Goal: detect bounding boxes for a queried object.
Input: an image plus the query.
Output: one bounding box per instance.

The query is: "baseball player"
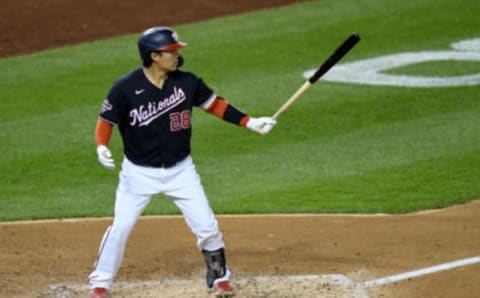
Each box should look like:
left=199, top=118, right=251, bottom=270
left=88, top=26, right=276, bottom=298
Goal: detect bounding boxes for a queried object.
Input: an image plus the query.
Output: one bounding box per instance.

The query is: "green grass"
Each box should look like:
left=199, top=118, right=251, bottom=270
left=1, top=0, right=479, bottom=220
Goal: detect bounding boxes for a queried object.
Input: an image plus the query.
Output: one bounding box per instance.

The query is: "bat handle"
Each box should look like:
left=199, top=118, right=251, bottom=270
left=272, top=81, right=312, bottom=119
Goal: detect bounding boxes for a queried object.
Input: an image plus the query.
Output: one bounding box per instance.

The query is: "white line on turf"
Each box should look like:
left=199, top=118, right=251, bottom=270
left=330, top=275, right=369, bottom=298
left=250, top=274, right=369, bottom=298
left=360, top=256, right=480, bottom=288
left=49, top=256, right=480, bottom=298
left=50, top=274, right=371, bottom=298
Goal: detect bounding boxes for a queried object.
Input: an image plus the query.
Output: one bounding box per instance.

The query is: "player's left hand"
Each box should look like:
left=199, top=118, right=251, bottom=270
left=246, top=117, right=277, bottom=135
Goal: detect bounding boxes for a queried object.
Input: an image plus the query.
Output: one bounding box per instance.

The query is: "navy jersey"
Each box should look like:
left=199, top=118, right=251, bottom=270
left=99, top=68, right=215, bottom=167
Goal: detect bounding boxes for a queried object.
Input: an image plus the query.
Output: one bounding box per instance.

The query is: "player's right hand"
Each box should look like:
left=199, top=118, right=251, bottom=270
left=96, top=145, right=115, bottom=170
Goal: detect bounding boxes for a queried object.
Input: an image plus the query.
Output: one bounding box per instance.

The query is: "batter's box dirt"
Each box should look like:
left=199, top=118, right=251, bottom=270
left=46, top=275, right=365, bottom=298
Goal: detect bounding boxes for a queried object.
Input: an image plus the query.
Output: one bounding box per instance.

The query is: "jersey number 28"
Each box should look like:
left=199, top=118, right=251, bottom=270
left=169, top=110, right=191, bottom=131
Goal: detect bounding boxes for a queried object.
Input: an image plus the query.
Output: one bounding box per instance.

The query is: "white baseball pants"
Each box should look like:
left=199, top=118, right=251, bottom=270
left=88, top=156, right=225, bottom=289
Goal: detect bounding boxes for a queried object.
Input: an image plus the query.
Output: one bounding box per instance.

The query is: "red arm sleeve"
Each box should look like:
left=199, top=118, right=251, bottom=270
left=206, top=97, right=250, bottom=127
left=95, top=118, right=113, bottom=146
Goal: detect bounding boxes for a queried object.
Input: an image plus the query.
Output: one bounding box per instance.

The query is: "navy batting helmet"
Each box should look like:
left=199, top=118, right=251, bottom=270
left=138, top=27, right=187, bottom=66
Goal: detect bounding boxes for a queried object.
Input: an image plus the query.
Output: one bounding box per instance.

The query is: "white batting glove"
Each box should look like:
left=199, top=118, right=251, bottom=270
left=96, top=145, right=115, bottom=170
left=246, top=117, right=277, bottom=135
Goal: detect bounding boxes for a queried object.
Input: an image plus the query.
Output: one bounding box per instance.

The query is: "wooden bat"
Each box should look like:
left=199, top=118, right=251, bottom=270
left=272, top=32, right=361, bottom=119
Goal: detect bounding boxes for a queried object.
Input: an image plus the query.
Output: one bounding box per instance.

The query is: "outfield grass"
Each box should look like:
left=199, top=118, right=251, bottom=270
left=1, top=0, right=479, bottom=220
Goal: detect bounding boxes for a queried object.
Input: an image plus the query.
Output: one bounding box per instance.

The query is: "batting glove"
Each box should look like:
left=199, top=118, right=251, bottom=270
left=246, top=117, right=277, bottom=135
left=96, top=145, right=115, bottom=170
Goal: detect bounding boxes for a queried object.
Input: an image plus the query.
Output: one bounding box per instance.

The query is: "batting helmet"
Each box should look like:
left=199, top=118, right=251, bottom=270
left=138, top=26, right=187, bottom=66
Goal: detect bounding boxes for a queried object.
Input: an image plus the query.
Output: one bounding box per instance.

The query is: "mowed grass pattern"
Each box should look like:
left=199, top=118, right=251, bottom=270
left=0, top=0, right=479, bottom=220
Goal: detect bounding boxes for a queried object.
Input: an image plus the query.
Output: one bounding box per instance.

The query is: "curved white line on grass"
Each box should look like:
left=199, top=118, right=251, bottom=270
left=321, top=51, right=480, bottom=87
left=303, top=37, right=480, bottom=87
left=360, top=256, right=480, bottom=288
left=452, top=38, right=480, bottom=51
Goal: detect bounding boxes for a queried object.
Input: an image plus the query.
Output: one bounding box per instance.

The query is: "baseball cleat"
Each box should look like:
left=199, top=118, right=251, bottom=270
left=90, top=287, right=109, bottom=298
left=212, top=280, right=235, bottom=297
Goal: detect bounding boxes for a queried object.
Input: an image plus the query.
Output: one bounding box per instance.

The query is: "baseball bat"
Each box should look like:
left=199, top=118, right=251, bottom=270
left=271, top=32, right=361, bottom=120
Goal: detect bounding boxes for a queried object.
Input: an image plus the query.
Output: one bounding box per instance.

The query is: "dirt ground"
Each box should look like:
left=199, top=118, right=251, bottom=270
left=1, top=1, right=479, bottom=297
left=1, top=203, right=480, bottom=297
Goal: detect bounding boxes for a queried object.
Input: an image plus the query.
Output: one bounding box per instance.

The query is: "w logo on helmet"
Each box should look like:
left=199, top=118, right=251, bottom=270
left=138, top=26, right=187, bottom=66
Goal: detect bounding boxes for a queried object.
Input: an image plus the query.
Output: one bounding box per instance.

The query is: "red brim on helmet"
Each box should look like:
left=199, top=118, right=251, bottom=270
left=158, top=41, right=187, bottom=51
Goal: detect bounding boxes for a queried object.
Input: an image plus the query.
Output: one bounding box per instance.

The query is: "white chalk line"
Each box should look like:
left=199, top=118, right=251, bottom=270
left=360, top=256, right=480, bottom=288
left=49, top=256, right=480, bottom=297
left=50, top=274, right=369, bottom=298
left=249, top=274, right=369, bottom=298
left=251, top=256, right=480, bottom=296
